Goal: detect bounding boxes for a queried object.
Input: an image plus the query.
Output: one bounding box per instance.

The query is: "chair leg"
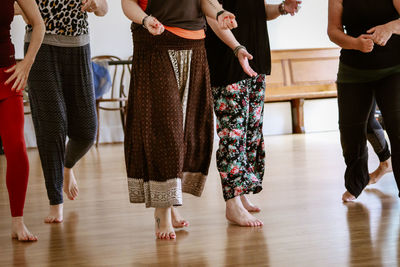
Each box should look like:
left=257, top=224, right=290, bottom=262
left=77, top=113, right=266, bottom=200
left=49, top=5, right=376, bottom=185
left=96, top=103, right=101, bottom=147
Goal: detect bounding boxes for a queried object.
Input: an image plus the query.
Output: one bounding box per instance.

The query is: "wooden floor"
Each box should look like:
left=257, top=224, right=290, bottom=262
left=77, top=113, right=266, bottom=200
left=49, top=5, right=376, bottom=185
left=1, top=132, right=400, bottom=266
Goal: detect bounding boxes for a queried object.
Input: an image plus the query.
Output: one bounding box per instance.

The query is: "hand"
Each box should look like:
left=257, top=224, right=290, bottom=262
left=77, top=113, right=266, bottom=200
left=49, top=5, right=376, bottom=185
left=81, top=0, right=98, bottom=13
left=367, top=24, right=393, bottom=46
left=4, top=60, right=32, bottom=92
left=143, top=16, right=164, bottom=36
left=237, top=49, right=257, bottom=77
left=217, top=10, right=237, bottom=30
left=355, top=34, right=374, bottom=53
left=284, top=0, right=302, bottom=16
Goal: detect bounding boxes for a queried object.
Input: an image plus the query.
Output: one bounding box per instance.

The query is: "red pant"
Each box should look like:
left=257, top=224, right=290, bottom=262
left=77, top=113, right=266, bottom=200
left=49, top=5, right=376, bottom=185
left=0, top=67, right=28, bottom=217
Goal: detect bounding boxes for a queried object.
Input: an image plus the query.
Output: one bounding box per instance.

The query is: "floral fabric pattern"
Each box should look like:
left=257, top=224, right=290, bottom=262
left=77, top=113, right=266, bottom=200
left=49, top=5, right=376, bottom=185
left=212, top=74, right=266, bottom=201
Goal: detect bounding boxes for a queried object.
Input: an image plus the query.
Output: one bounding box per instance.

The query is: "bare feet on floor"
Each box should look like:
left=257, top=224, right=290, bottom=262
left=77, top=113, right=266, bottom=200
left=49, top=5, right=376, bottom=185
left=154, top=207, right=176, bottom=240
left=171, top=207, right=189, bottom=228
left=63, top=168, right=79, bottom=200
left=226, top=196, right=263, bottom=227
left=369, top=158, right=392, bottom=185
left=11, top=217, right=37, bottom=242
left=240, top=195, right=261, bottom=213
left=342, top=191, right=356, bottom=202
left=44, top=204, right=63, bottom=223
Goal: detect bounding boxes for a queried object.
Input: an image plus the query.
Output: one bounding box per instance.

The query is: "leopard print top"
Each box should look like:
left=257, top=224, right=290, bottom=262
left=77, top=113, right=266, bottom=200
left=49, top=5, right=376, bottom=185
left=27, top=0, right=88, bottom=36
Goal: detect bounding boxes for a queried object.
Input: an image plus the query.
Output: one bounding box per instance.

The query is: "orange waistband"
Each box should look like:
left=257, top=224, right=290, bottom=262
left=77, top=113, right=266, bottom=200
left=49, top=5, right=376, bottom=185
left=164, top=26, right=205, bottom=40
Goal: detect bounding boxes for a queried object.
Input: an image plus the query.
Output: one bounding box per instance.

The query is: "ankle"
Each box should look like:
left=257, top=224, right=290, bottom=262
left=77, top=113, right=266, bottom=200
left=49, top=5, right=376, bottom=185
left=226, top=196, right=243, bottom=208
left=381, top=159, right=391, bottom=168
left=12, top=216, right=24, bottom=224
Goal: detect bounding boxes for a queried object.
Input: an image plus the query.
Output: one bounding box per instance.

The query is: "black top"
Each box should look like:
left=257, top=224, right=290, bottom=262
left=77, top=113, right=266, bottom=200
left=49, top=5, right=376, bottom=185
left=0, top=0, right=15, bottom=68
left=340, top=0, right=400, bottom=69
left=205, top=0, right=271, bottom=87
left=146, top=0, right=205, bottom=30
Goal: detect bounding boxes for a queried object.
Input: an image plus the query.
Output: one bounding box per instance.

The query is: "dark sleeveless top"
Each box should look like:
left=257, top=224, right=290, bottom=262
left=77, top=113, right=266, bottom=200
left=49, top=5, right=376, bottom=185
left=145, top=0, right=205, bottom=30
left=0, top=0, right=16, bottom=68
left=205, top=0, right=271, bottom=87
left=340, top=0, right=400, bottom=69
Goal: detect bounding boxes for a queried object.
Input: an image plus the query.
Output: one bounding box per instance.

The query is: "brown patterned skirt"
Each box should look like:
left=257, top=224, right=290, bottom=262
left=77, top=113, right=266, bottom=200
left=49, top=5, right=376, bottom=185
left=124, top=26, right=214, bottom=208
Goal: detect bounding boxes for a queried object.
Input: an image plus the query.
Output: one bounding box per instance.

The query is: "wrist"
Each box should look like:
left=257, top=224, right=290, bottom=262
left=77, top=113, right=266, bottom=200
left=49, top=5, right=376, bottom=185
left=279, top=1, right=288, bottom=15
left=216, top=10, right=225, bottom=21
left=351, top=37, right=361, bottom=51
left=233, top=45, right=246, bottom=57
left=142, top=15, right=151, bottom=29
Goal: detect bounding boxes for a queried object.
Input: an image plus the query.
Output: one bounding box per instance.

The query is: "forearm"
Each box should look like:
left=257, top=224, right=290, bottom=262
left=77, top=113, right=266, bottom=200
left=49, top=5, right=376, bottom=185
left=94, top=0, right=108, bottom=16
left=265, top=4, right=281, bottom=21
left=328, top=27, right=358, bottom=50
left=17, top=0, right=44, bottom=63
left=201, top=0, right=223, bottom=19
left=25, top=21, right=44, bottom=64
left=206, top=16, right=239, bottom=50
left=121, top=0, right=147, bottom=24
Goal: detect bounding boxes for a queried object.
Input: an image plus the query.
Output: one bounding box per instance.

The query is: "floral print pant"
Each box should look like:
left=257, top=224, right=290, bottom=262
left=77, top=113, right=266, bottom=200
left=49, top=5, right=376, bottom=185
left=212, top=74, right=266, bottom=201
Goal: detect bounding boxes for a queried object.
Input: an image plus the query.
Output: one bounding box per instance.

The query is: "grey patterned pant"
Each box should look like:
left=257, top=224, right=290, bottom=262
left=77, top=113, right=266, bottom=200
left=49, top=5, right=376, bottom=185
left=25, top=43, right=97, bottom=205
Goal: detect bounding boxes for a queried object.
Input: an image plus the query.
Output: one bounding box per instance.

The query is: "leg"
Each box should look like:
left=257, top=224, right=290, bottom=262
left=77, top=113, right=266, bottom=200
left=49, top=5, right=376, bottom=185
left=0, top=96, right=36, bottom=241
left=212, top=79, right=262, bottom=227
left=374, top=73, right=400, bottom=196
left=337, top=81, right=375, bottom=201
left=366, top=100, right=392, bottom=184
left=241, top=75, right=267, bottom=212
left=62, top=45, right=97, bottom=201
left=26, top=43, right=65, bottom=222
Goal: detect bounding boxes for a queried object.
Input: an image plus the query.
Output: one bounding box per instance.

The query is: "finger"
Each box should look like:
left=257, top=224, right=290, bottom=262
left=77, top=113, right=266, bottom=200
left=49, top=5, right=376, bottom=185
left=5, top=73, right=17, bottom=85
left=82, top=0, right=91, bottom=11
left=367, top=27, right=376, bottom=34
left=4, top=65, right=16, bottom=73
left=11, top=77, right=21, bottom=91
left=232, top=19, right=238, bottom=29
left=244, top=51, right=253, bottom=60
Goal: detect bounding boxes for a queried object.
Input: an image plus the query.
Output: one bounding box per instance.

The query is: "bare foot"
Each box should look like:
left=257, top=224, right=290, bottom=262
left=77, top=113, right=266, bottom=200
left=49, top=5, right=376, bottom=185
left=226, top=196, right=263, bottom=227
left=154, top=208, right=176, bottom=240
left=44, top=204, right=63, bottom=223
left=63, top=168, right=79, bottom=200
left=240, top=195, right=261, bottom=213
left=369, top=158, right=392, bottom=185
left=342, top=191, right=356, bottom=202
left=171, top=207, right=189, bottom=228
left=11, top=217, right=37, bottom=242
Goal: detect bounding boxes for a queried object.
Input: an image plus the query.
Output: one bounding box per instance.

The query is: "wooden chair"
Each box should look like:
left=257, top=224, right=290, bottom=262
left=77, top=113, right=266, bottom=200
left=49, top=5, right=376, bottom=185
left=92, top=55, right=128, bottom=147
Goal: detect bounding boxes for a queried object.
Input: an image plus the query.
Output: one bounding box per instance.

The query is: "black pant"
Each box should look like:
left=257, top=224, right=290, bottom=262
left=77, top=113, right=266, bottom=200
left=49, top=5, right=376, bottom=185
left=367, top=101, right=391, bottom=162
left=25, top=43, right=97, bottom=205
left=337, top=73, right=400, bottom=197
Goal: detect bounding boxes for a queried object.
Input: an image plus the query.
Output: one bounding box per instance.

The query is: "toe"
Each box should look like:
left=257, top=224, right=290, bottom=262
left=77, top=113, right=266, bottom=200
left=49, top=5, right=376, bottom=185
left=169, top=232, right=176, bottom=239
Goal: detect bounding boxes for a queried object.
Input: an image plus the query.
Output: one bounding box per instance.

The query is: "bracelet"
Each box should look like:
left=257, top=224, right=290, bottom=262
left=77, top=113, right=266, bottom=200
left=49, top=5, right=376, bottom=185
left=279, top=2, right=288, bottom=15
left=216, top=10, right=225, bottom=20
left=142, top=15, right=151, bottom=29
left=233, top=45, right=246, bottom=57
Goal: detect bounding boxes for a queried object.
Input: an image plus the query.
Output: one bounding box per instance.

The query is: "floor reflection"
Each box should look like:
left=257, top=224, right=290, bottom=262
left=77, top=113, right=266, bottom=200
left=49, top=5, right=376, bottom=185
left=224, top=224, right=270, bottom=266
left=346, top=189, right=397, bottom=267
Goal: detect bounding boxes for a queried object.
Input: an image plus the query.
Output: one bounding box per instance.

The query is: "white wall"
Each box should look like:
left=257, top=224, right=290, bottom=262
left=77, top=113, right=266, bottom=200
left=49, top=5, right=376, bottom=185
left=12, top=0, right=336, bottom=58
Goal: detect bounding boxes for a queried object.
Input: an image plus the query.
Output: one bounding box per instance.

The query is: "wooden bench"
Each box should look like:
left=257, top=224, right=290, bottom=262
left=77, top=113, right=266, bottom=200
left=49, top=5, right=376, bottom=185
left=265, top=48, right=340, bottom=133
